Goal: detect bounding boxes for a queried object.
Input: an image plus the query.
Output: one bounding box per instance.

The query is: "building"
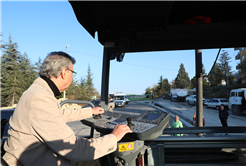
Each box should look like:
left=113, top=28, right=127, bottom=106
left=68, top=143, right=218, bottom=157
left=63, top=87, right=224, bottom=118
left=235, top=47, right=246, bottom=84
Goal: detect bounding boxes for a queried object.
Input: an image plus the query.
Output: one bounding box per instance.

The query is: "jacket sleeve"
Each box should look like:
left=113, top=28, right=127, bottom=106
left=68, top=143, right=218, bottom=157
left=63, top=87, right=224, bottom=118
left=61, top=107, right=93, bottom=122
left=179, top=121, right=183, bottom=128
left=30, top=93, right=117, bottom=162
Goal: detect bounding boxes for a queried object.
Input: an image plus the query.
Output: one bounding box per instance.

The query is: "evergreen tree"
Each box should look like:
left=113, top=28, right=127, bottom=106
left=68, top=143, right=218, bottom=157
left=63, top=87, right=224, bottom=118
left=239, top=55, right=246, bottom=82
left=208, top=63, right=223, bottom=87
left=84, top=65, right=95, bottom=100
left=19, top=52, right=37, bottom=91
left=190, top=76, right=196, bottom=89
left=1, top=36, right=22, bottom=106
left=157, top=76, right=163, bottom=97
left=35, top=57, right=43, bottom=77
left=175, top=63, right=190, bottom=88
left=218, top=50, right=231, bottom=86
left=162, top=78, right=171, bottom=96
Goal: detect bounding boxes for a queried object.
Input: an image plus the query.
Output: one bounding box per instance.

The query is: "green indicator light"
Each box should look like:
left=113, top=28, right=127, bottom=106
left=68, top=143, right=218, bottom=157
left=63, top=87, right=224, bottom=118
left=154, top=112, right=157, bottom=113
left=158, top=120, right=161, bottom=122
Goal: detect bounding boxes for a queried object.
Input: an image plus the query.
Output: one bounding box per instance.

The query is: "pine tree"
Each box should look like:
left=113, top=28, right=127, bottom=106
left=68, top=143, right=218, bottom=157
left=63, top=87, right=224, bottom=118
left=218, top=50, right=231, bottom=86
left=157, top=76, right=163, bottom=97
left=175, top=63, right=190, bottom=88
left=240, top=55, right=246, bottom=81
left=34, top=57, right=43, bottom=77
left=1, top=35, right=23, bottom=106
left=162, top=78, right=170, bottom=96
left=84, top=65, right=95, bottom=101
left=19, top=52, right=38, bottom=91
left=208, top=63, right=223, bottom=87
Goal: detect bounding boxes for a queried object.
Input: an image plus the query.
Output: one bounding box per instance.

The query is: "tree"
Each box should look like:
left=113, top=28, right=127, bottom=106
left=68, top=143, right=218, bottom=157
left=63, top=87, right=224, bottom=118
left=19, top=52, right=38, bottom=91
left=1, top=35, right=23, bottom=106
left=208, top=63, right=223, bottom=87
left=163, top=78, right=171, bottom=95
left=84, top=65, right=95, bottom=100
left=175, top=63, right=190, bottom=88
left=239, top=55, right=246, bottom=82
left=170, top=79, right=176, bottom=89
left=191, top=64, right=208, bottom=89
left=34, top=57, right=43, bottom=77
left=218, top=50, right=232, bottom=86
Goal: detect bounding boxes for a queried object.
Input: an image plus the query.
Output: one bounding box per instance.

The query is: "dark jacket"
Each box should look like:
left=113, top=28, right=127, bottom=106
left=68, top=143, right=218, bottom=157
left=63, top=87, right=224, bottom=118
left=219, top=107, right=229, bottom=119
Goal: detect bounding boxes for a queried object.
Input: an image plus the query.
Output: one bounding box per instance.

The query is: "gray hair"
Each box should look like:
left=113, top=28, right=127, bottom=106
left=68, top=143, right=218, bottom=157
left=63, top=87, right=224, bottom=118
left=39, top=51, right=76, bottom=78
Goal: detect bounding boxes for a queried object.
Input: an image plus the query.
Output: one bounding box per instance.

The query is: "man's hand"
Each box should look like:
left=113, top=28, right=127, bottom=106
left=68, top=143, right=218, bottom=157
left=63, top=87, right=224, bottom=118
left=92, top=107, right=104, bottom=115
left=111, top=124, right=132, bottom=142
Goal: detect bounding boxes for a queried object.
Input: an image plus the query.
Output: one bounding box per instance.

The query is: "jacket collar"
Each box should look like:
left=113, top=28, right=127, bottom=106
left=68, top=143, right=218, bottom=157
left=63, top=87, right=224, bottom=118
left=40, top=76, right=61, bottom=97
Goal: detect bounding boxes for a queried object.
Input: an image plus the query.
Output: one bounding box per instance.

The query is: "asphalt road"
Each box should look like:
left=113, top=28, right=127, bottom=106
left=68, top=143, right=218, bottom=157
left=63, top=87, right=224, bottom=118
left=152, top=99, right=246, bottom=127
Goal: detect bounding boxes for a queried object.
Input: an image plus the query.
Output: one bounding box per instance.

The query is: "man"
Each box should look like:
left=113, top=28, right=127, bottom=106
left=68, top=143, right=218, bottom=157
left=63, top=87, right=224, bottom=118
left=219, top=104, right=229, bottom=127
left=168, top=115, right=183, bottom=136
left=3, top=51, right=132, bottom=166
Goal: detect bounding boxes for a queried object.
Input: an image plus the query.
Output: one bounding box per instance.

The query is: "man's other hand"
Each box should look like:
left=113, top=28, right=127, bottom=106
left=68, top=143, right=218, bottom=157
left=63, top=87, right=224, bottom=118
left=92, top=107, right=104, bottom=115
left=111, top=124, right=132, bottom=142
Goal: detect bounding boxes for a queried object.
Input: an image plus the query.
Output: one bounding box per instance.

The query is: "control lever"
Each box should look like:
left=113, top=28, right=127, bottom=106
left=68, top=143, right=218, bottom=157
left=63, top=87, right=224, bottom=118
left=127, top=117, right=135, bottom=130
left=94, top=114, right=102, bottom=119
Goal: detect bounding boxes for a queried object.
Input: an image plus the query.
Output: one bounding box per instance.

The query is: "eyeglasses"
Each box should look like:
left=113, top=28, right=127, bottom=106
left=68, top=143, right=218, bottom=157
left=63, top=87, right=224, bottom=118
left=67, top=68, right=77, bottom=75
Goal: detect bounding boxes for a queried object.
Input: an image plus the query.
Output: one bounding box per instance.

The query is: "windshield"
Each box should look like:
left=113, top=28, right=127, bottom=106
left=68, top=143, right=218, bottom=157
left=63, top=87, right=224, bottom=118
left=220, top=99, right=228, bottom=102
left=114, top=96, right=125, bottom=100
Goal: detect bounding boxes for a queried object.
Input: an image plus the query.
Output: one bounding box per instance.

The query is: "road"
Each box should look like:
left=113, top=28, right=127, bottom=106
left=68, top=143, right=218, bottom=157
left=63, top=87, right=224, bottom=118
left=151, top=99, right=246, bottom=127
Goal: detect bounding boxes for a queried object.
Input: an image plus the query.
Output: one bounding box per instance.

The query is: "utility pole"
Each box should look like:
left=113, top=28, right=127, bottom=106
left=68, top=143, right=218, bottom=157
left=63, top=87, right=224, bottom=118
left=63, top=45, right=69, bottom=98
left=195, top=49, right=203, bottom=131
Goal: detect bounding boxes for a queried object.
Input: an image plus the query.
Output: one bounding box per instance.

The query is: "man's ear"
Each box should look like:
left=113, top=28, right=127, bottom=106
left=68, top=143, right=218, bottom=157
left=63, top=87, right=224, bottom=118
left=61, top=68, right=67, bottom=80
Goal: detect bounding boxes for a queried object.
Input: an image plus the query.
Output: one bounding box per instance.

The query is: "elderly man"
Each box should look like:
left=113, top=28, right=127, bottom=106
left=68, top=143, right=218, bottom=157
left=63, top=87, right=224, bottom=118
left=168, top=115, right=183, bottom=136
left=3, top=51, right=132, bottom=166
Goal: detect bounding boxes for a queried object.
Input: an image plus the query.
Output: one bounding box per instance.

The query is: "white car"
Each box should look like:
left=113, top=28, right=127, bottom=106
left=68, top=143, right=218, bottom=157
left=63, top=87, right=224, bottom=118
left=206, top=98, right=229, bottom=110
left=186, top=95, right=205, bottom=105
left=125, top=96, right=130, bottom=104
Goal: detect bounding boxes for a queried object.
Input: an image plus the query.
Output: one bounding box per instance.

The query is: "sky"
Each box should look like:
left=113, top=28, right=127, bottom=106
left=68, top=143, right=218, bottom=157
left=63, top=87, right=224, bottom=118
left=1, top=1, right=240, bottom=95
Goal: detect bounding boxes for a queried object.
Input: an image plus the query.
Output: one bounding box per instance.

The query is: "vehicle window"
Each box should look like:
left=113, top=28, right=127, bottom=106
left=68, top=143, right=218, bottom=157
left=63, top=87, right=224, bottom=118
left=230, top=92, right=235, bottom=97
left=114, top=96, right=124, bottom=100
left=238, top=92, right=243, bottom=97
left=214, top=100, right=219, bottom=103
left=220, top=100, right=228, bottom=102
left=1, top=111, right=14, bottom=120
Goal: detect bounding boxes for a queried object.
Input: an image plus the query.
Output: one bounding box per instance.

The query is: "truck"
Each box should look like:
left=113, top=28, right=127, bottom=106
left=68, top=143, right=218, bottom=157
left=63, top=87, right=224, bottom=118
left=114, top=92, right=127, bottom=107
left=170, top=88, right=188, bottom=102
left=228, top=88, right=246, bottom=115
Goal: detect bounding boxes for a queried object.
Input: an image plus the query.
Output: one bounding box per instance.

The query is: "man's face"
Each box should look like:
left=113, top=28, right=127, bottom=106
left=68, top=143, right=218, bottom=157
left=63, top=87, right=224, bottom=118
left=175, top=116, right=179, bottom=122
left=220, top=106, right=224, bottom=110
left=64, top=63, right=74, bottom=91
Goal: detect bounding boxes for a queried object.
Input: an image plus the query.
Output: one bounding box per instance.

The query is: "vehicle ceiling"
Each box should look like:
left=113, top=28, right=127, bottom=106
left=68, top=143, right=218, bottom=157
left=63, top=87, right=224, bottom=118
left=69, top=1, right=246, bottom=53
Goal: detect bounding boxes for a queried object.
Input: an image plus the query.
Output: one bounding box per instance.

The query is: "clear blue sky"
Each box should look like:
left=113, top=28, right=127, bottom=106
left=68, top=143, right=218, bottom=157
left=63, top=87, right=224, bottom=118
left=1, top=1, right=240, bottom=95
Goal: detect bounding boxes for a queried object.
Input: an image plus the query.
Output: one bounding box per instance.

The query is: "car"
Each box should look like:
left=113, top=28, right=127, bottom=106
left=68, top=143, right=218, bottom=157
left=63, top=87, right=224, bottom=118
left=1, top=109, right=14, bottom=139
left=125, top=96, right=130, bottom=104
left=186, top=95, right=205, bottom=105
left=204, top=99, right=212, bottom=106
left=206, top=98, right=229, bottom=110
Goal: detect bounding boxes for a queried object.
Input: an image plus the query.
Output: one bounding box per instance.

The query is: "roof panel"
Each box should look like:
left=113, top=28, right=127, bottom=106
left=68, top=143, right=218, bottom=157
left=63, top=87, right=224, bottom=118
left=69, top=1, right=246, bottom=52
